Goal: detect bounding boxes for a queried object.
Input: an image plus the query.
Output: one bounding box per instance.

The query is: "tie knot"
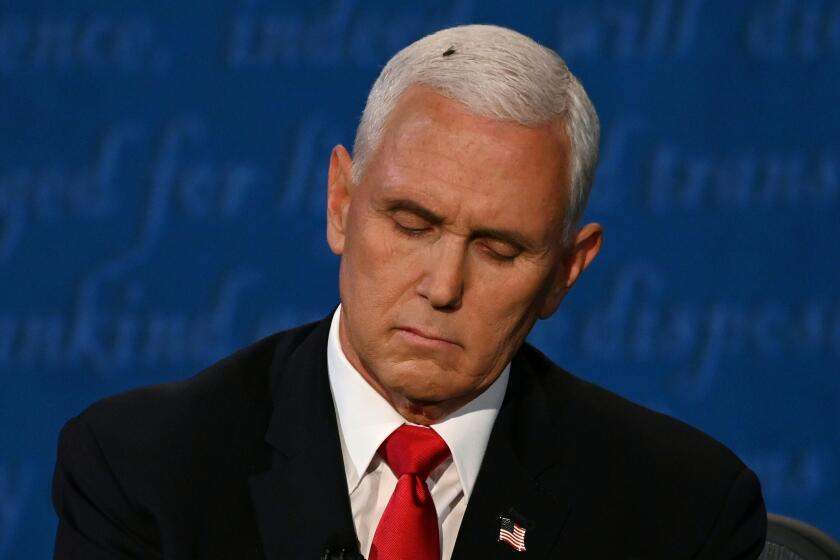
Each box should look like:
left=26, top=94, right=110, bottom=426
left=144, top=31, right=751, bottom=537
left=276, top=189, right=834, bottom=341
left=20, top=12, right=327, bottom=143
left=378, top=425, right=451, bottom=479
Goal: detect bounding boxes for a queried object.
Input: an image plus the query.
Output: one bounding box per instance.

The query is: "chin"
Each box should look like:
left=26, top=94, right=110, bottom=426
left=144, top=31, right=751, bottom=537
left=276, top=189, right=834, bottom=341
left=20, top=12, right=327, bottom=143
left=382, top=370, right=447, bottom=402
left=401, top=385, right=451, bottom=404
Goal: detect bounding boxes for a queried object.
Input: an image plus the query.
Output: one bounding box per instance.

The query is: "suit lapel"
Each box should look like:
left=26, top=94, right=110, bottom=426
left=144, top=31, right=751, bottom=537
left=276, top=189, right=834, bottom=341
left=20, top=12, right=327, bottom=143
left=246, top=317, right=575, bottom=559
left=452, top=349, right=573, bottom=560
left=248, top=315, right=358, bottom=559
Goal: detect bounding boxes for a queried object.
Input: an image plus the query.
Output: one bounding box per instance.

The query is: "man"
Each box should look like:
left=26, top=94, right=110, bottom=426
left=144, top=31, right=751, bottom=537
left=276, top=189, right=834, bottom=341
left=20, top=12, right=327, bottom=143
left=53, top=25, right=766, bottom=559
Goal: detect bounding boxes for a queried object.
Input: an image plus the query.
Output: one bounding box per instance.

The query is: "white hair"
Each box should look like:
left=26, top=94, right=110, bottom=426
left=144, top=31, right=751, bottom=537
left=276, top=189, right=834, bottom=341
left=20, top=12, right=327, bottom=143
left=351, top=24, right=600, bottom=243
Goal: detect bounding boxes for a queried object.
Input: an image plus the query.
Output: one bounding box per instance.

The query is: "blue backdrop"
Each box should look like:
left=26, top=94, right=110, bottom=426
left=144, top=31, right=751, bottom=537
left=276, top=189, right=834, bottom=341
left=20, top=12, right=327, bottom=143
left=1, top=0, right=838, bottom=556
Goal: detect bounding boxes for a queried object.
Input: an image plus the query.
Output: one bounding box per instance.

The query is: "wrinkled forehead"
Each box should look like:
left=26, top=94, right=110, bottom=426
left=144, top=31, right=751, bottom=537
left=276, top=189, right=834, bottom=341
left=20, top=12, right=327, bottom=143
left=381, top=84, right=570, bottom=156
left=375, top=85, right=569, bottom=170
left=365, top=86, right=573, bottom=241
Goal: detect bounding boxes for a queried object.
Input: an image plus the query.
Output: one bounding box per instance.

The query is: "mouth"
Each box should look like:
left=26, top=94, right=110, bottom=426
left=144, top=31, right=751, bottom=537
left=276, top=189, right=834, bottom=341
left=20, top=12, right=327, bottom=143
left=395, top=327, right=461, bottom=348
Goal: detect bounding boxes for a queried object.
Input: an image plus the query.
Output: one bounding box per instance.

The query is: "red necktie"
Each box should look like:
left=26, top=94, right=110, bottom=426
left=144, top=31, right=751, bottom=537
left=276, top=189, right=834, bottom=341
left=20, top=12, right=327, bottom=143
left=369, top=425, right=451, bottom=560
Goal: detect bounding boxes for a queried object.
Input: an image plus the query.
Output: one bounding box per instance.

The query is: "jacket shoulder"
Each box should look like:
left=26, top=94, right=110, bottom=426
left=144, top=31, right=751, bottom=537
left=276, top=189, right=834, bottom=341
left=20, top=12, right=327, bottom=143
left=61, top=319, right=323, bottom=503
left=515, top=343, right=766, bottom=556
left=518, top=342, right=747, bottom=474
left=80, top=320, right=318, bottom=431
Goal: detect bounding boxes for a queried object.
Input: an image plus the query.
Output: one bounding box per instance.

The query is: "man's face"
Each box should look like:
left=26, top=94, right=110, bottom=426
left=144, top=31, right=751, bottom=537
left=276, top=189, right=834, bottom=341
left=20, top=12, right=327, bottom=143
left=327, top=85, right=601, bottom=422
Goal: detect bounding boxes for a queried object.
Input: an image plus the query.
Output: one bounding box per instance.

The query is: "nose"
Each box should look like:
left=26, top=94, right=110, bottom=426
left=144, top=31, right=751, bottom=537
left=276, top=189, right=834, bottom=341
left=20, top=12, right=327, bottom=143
left=416, top=237, right=465, bottom=310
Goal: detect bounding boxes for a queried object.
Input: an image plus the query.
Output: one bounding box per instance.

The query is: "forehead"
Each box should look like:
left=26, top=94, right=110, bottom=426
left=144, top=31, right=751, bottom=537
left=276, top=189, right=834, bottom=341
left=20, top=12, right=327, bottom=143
left=364, top=86, right=572, bottom=240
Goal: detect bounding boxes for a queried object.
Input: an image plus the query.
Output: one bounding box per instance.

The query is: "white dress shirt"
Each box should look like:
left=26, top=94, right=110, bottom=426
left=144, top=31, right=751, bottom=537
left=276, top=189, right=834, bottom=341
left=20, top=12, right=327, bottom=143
left=326, top=305, right=510, bottom=560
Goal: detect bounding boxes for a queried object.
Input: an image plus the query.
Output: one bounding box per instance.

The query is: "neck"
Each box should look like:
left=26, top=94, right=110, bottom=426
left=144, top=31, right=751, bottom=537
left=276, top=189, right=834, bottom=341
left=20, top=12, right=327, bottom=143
left=337, top=313, right=474, bottom=425
left=351, top=358, right=469, bottom=425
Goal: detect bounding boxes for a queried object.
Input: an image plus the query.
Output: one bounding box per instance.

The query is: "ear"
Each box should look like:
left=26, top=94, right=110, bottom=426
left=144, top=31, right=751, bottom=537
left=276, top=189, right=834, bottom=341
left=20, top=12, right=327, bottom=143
left=539, top=222, right=603, bottom=319
left=326, top=144, right=355, bottom=255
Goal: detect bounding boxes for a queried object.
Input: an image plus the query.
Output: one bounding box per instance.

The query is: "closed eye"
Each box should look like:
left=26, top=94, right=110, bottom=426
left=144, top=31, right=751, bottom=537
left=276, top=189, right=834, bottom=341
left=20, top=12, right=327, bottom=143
left=480, top=242, right=520, bottom=262
left=478, top=236, right=522, bottom=261
left=395, top=222, right=431, bottom=236
left=392, top=211, right=432, bottom=236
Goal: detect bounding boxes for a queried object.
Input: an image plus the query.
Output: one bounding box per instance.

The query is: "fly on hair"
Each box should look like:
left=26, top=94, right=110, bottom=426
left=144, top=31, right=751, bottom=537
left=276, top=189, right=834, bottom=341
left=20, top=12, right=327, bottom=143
left=442, top=46, right=456, bottom=56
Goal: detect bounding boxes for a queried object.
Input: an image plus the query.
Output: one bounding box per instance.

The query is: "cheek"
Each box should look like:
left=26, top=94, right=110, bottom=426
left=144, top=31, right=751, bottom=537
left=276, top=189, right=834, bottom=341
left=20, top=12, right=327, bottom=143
left=470, top=261, right=551, bottom=312
left=342, top=219, right=419, bottom=308
left=465, top=266, right=551, bottom=341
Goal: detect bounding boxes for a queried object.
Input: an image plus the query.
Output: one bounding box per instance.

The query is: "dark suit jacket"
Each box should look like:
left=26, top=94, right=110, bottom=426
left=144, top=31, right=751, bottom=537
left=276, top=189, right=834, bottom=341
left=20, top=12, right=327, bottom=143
left=53, top=313, right=767, bottom=559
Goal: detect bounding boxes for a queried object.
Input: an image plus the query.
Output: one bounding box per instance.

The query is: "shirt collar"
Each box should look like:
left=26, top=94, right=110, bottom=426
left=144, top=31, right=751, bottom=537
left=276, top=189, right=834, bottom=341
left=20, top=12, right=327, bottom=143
left=326, top=304, right=510, bottom=499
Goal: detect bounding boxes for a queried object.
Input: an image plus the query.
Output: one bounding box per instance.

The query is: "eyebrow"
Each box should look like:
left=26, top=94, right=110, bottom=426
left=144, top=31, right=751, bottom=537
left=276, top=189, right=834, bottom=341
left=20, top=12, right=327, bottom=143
left=384, top=199, right=445, bottom=225
left=383, top=198, right=536, bottom=251
left=472, top=226, right=533, bottom=252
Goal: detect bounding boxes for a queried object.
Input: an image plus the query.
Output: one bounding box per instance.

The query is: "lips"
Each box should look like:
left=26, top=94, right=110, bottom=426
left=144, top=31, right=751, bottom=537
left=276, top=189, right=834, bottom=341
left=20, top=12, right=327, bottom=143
left=396, top=326, right=461, bottom=347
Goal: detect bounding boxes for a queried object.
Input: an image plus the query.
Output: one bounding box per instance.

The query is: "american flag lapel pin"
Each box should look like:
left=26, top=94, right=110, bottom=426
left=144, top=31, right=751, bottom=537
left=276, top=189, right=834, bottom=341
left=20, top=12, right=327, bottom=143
left=498, top=515, right=528, bottom=552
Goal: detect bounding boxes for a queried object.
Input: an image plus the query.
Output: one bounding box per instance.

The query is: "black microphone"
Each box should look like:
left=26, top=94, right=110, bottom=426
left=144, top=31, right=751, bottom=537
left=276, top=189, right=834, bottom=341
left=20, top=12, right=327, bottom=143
left=320, top=546, right=365, bottom=560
